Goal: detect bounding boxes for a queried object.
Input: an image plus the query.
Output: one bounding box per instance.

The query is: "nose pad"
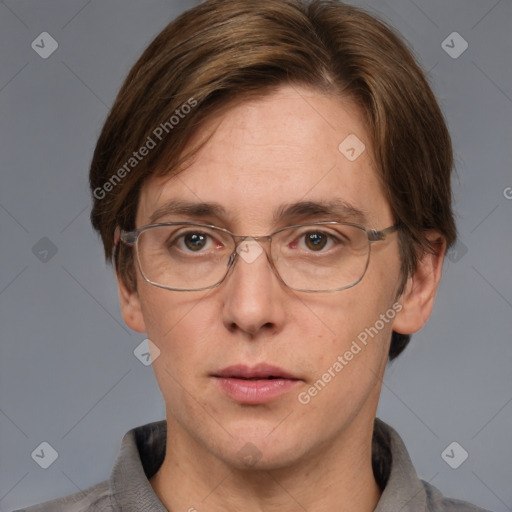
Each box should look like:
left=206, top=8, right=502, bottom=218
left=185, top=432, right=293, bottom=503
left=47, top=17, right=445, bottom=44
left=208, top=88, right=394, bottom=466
left=227, top=251, right=236, bottom=268
left=224, top=238, right=276, bottom=286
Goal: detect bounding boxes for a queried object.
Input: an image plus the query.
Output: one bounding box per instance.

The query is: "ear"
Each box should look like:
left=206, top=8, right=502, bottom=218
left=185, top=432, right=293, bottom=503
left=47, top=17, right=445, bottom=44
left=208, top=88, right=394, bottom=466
left=117, top=274, right=146, bottom=333
left=392, top=233, right=446, bottom=335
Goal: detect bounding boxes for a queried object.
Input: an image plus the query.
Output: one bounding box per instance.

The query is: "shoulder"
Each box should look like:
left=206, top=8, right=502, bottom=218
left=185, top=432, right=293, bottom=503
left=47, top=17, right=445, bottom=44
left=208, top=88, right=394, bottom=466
left=374, top=419, right=494, bottom=512
left=421, top=479, right=494, bottom=511
left=10, top=420, right=167, bottom=512
left=10, top=480, right=113, bottom=512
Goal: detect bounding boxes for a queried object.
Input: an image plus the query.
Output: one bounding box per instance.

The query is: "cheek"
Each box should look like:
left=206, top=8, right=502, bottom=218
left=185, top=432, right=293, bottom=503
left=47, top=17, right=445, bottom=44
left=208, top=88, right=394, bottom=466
left=294, top=294, right=396, bottom=419
left=139, top=282, right=212, bottom=335
left=294, top=268, right=398, bottom=385
left=139, top=289, right=221, bottom=413
left=138, top=286, right=217, bottom=366
left=299, top=287, right=393, bottom=346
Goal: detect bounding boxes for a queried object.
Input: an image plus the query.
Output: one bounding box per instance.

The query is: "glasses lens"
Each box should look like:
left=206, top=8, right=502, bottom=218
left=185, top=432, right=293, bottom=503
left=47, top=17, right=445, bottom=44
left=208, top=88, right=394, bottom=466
left=136, top=225, right=234, bottom=290
left=272, top=224, right=370, bottom=291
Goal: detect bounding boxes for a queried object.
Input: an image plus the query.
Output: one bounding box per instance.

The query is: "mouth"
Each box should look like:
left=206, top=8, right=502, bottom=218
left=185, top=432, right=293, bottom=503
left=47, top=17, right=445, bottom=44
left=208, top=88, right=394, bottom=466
left=212, top=363, right=300, bottom=381
left=211, top=364, right=301, bottom=404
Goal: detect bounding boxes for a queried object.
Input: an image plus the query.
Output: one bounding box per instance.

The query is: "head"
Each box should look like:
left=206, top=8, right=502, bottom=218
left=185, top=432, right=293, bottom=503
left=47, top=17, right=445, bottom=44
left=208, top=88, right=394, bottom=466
left=90, top=0, right=455, bottom=468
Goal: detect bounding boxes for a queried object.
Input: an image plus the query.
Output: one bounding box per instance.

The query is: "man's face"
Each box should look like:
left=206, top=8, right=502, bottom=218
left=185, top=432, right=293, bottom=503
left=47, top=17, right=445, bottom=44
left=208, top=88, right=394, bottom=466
left=125, top=85, right=404, bottom=469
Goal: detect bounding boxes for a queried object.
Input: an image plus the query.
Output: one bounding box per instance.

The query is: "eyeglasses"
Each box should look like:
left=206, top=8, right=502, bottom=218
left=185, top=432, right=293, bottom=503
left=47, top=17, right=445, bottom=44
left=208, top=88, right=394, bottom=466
left=119, top=221, right=398, bottom=293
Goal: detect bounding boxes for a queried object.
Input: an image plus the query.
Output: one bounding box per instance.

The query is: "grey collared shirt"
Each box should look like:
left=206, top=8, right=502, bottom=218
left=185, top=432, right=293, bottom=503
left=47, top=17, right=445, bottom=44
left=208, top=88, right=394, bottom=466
left=13, top=418, right=492, bottom=512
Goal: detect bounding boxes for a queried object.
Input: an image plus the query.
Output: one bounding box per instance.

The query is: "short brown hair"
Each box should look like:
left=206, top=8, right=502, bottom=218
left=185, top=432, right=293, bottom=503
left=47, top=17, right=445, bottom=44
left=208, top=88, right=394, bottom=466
left=89, top=0, right=456, bottom=360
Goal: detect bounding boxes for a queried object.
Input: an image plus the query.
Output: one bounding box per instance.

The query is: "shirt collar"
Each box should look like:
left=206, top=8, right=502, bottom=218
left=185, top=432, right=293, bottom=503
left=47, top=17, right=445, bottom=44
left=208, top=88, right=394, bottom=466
left=110, top=421, right=168, bottom=511
left=108, top=418, right=427, bottom=511
left=373, top=418, right=428, bottom=512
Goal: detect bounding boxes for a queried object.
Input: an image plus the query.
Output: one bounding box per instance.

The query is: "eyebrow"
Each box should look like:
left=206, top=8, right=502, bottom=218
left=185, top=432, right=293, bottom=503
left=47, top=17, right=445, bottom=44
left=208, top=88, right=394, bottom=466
left=149, top=198, right=368, bottom=225
left=275, top=200, right=368, bottom=225
left=149, top=200, right=227, bottom=224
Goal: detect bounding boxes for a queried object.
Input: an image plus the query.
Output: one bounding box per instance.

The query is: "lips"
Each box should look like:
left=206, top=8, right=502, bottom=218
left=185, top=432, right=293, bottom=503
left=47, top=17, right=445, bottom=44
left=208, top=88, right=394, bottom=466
left=213, top=363, right=299, bottom=381
left=212, top=364, right=301, bottom=404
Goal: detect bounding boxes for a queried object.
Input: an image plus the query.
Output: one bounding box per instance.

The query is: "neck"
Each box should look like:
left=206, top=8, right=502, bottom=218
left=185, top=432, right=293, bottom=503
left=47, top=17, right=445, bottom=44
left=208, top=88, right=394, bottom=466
left=150, top=412, right=382, bottom=512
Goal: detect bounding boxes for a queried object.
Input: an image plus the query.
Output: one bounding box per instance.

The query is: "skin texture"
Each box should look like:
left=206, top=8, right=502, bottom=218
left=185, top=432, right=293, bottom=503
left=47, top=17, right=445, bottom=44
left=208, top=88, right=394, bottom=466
left=118, top=85, right=445, bottom=512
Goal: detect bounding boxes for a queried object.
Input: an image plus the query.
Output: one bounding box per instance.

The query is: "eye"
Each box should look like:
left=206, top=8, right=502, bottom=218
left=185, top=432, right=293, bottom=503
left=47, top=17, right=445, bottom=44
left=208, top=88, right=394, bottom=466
left=168, top=230, right=220, bottom=253
left=183, top=232, right=209, bottom=251
left=290, top=229, right=341, bottom=253
left=303, top=232, right=329, bottom=251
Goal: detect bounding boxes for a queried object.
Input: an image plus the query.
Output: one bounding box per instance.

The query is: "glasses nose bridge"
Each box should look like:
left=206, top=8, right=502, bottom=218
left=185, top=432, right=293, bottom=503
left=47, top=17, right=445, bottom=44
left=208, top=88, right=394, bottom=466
left=231, top=233, right=274, bottom=254
left=227, top=233, right=276, bottom=270
left=232, top=233, right=273, bottom=243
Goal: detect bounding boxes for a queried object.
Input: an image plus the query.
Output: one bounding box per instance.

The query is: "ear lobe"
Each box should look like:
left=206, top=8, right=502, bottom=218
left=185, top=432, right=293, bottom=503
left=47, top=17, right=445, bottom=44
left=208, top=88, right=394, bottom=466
left=117, top=274, right=146, bottom=333
left=392, top=234, right=446, bottom=335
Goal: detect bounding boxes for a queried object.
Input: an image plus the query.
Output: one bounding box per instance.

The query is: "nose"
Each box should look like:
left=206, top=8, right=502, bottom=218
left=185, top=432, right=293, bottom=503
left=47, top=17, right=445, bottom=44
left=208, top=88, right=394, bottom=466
left=221, top=239, right=287, bottom=337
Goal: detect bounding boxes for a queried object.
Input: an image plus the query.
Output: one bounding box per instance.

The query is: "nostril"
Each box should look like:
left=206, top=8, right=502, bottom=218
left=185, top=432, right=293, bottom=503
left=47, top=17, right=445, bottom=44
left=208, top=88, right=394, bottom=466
left=227, top=320, right=275, bottom=337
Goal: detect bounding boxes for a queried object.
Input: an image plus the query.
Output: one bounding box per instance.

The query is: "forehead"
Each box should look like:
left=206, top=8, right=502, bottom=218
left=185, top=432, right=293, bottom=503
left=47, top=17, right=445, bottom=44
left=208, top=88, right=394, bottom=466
left=137, top=85, right=392, bottom=229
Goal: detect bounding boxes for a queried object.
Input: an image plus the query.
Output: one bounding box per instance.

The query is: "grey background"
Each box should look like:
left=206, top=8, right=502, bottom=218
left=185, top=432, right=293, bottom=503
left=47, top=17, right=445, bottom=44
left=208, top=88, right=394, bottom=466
left=0, top=0, right=511, bottom=510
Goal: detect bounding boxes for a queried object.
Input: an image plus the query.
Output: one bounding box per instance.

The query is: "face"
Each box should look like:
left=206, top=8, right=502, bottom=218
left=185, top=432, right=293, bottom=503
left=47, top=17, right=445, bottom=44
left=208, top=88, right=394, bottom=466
left=119, top=85, right=440, bottom=470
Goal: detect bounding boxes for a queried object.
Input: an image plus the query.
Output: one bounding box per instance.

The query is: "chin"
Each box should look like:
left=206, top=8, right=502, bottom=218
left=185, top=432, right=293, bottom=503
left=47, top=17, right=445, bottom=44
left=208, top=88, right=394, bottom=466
left=213, top=425, right=310, bottom=471
left=224, top=444, right=306, bottom=472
